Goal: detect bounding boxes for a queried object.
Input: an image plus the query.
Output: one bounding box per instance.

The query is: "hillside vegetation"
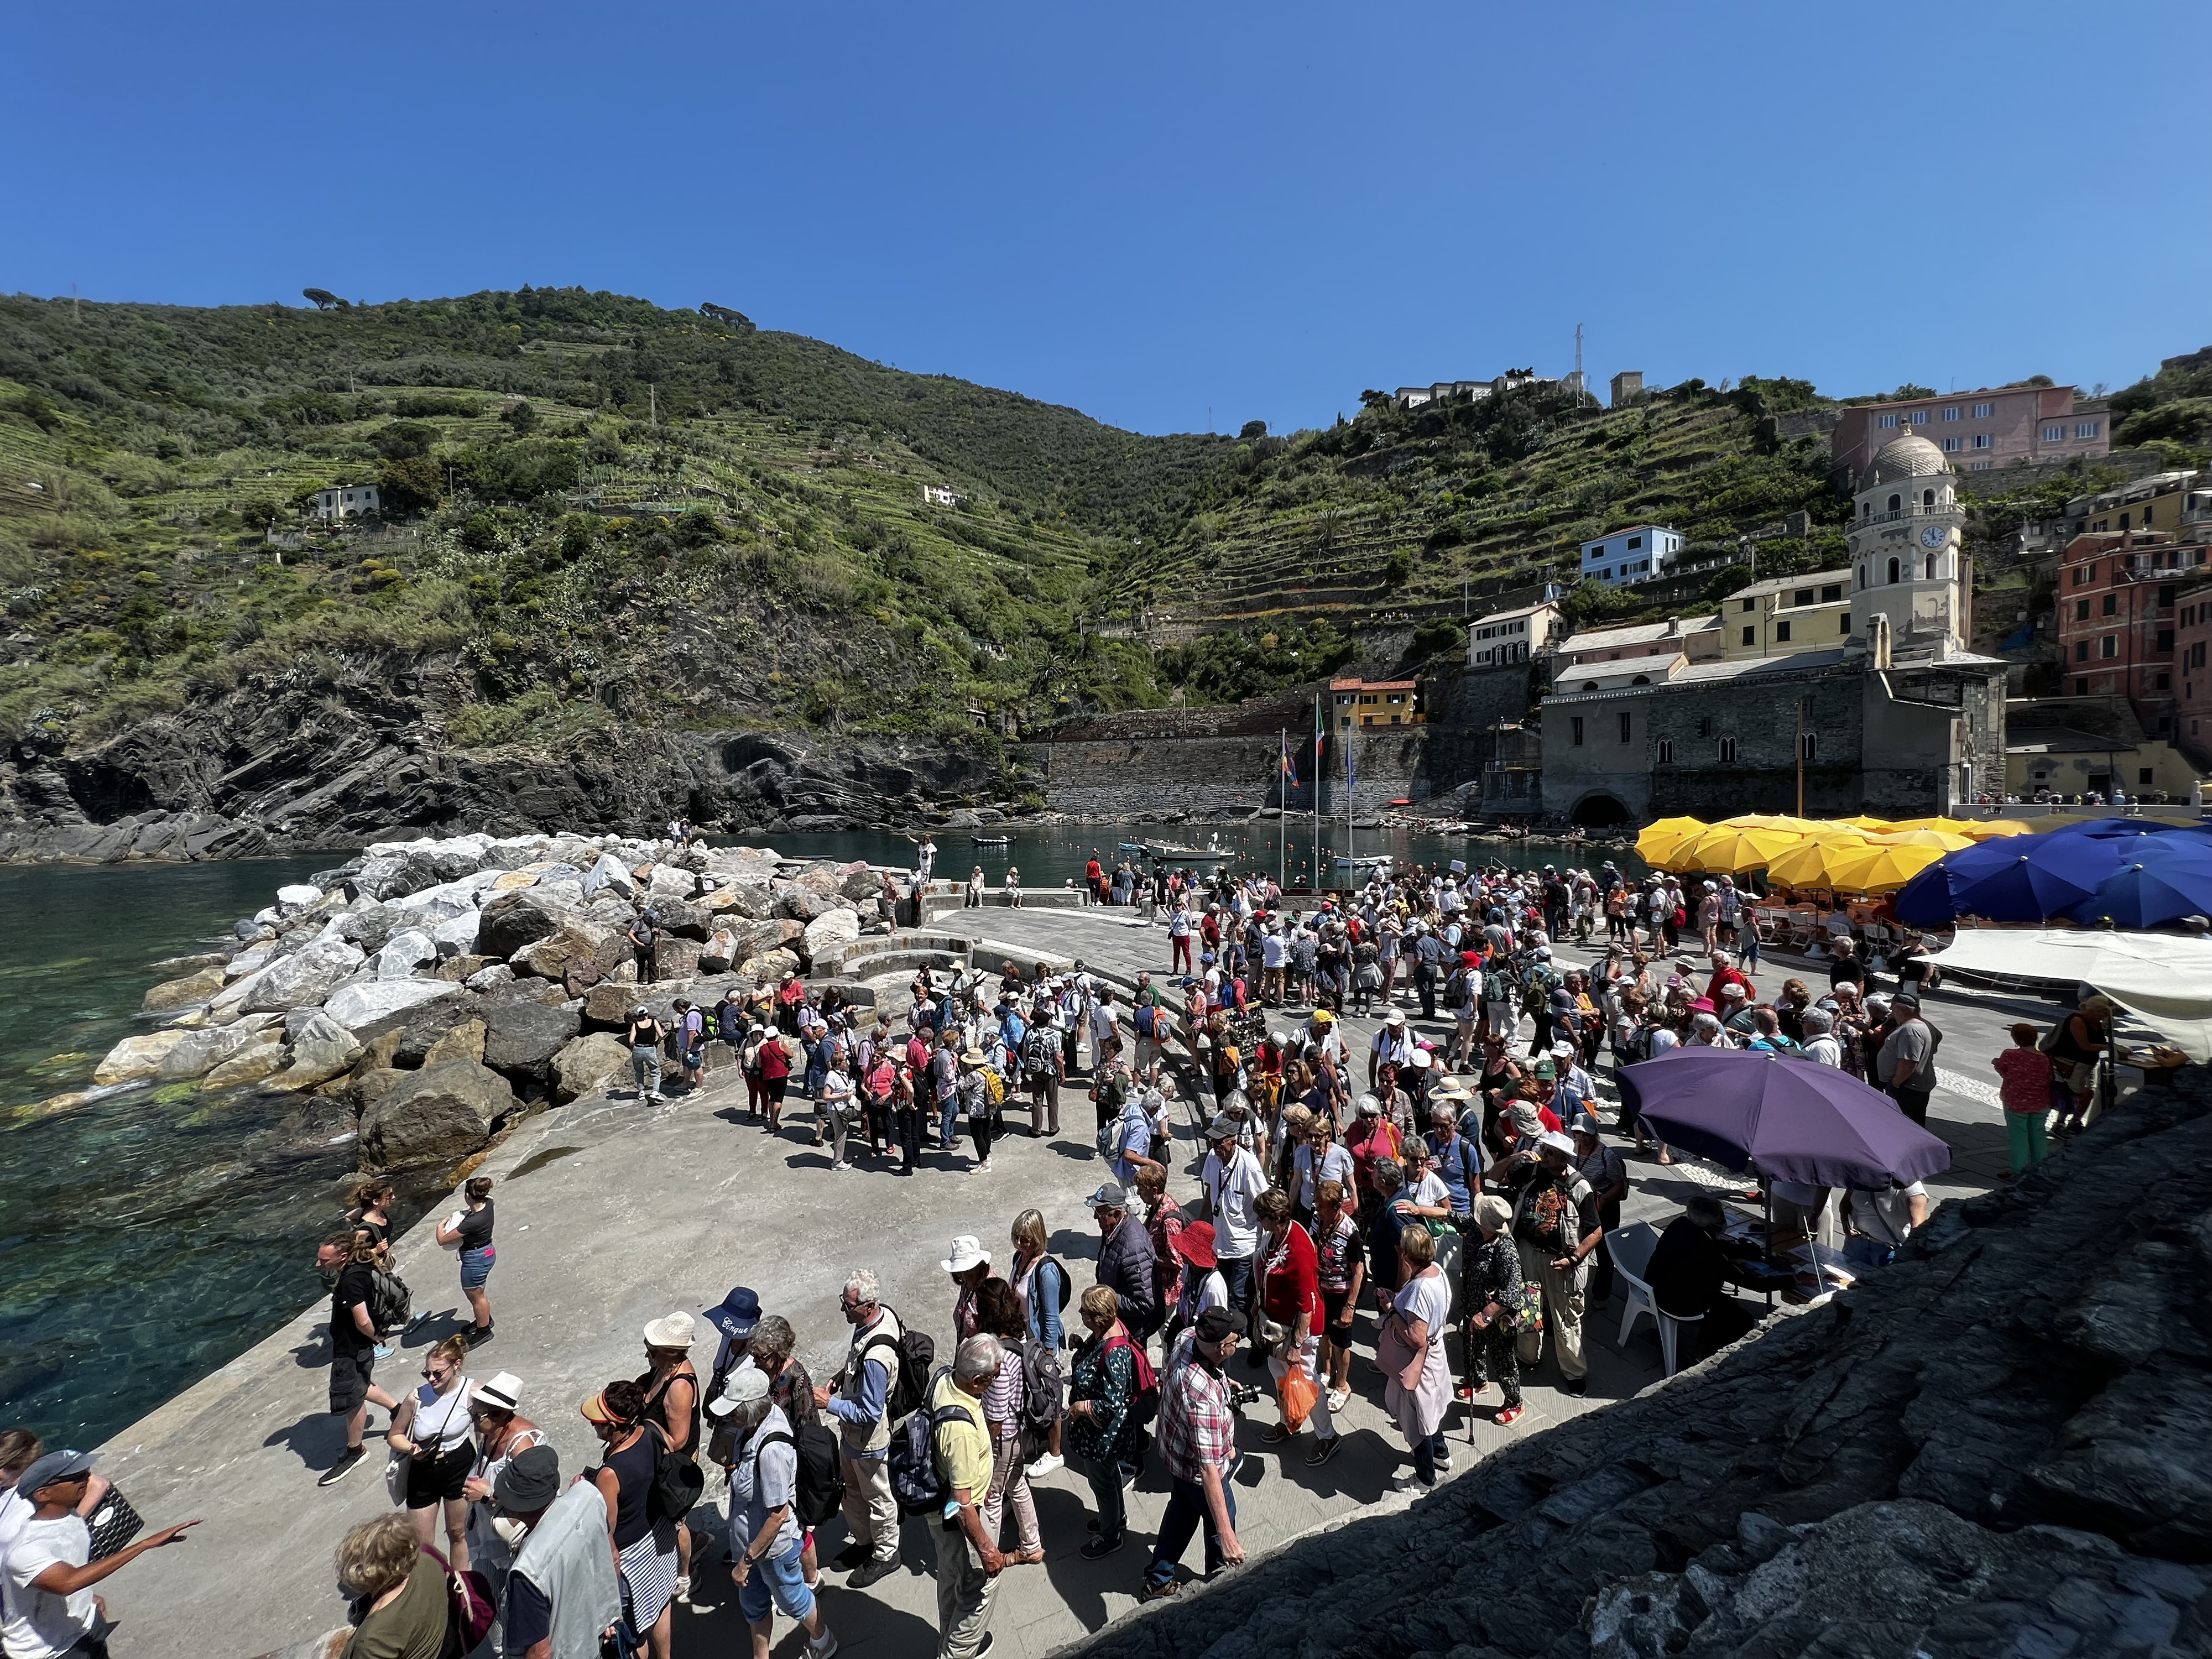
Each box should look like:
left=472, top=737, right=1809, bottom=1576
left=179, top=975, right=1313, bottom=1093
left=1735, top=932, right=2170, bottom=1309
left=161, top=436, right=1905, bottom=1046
left=0, top=288, right=1261, bottom=761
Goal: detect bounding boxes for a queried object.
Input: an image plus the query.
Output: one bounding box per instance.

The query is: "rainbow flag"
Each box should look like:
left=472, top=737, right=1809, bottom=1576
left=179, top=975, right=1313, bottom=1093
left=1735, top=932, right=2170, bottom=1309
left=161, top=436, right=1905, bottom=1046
left=1280, top=734, right=1296, bottom=785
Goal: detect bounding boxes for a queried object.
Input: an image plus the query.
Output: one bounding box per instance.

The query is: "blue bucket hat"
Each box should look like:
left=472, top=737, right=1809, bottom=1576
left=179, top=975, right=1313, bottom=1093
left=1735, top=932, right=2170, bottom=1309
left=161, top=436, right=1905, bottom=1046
left=704, top=1286, right=761, bottom=1342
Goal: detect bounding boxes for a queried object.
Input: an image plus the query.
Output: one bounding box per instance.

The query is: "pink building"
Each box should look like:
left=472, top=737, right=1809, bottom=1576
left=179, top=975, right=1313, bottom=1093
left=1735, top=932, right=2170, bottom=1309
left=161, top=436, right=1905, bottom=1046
left=1832, top=385, right=2107, bottom=488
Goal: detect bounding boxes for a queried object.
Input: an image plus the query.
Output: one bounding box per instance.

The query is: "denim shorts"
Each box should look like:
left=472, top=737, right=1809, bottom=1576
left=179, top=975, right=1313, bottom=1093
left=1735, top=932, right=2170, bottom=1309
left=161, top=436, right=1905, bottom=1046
left=735, top=1536, right=813, bottom=1624
left=460, top=1244, right=495, bottom=1290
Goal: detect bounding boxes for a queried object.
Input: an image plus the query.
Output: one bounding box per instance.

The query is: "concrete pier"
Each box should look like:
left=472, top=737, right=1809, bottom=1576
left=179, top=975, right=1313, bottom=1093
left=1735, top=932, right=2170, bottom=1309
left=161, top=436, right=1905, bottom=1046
left=90, top=904, right=2033, bottom=1658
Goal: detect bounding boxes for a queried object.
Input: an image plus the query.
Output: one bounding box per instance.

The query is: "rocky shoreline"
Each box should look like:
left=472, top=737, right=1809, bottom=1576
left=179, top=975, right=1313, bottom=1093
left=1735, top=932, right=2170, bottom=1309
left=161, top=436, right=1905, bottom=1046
left=86, top=832, right=892, bottom=1171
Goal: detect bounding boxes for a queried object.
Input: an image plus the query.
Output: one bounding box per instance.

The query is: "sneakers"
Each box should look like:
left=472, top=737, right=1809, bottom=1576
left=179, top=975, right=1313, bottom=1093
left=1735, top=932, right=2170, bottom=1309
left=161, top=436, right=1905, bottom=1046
left=468, top=1326, right=495, bottom=1348
left=1260, top=1422, right=1296, bottom=1445
left=975, top=1159, right=993, bottom=1173
left=1026, top=1452, right=1064, bottom=1478
left=1078, top=1535, right=1123, bottom=1559
left=371, top=1343, right=394, bottom=1361
left=830, top=1161, right=849, bottom=1172
left=1139, top=1578, right=1181, bottom=1602
left=1305, top=1434, right=1344, bottom=1467
left=807, top=1632, right=840, bottom=1659
left=1562, top=1376, right=1589, bottom=1397
left=1496, top=1405, right=1527, bottom=1426
left=848, top=1559, right=898, bottom=1590
left=318, top=1446, right=367, bottom=1486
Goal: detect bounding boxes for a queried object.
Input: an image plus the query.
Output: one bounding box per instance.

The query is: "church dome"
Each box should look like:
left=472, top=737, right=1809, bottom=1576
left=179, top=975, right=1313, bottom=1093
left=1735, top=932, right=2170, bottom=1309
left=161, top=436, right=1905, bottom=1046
left=1869, top=430, right=1951, bottom=483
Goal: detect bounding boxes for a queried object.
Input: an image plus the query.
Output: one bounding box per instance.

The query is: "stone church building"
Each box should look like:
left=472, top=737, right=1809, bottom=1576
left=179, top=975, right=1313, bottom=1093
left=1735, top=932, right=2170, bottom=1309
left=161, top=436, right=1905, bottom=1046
left=1541, top=430, right=2007, bottom=823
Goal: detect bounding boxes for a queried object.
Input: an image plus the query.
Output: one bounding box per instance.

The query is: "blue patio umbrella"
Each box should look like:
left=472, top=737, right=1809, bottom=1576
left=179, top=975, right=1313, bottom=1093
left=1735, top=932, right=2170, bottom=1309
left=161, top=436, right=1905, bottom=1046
left=2042, top=816, right=2193, bottom=841
left=1941, top=832, right=2138, bottom=924
left=2070, top=841, right=2212, bottom=928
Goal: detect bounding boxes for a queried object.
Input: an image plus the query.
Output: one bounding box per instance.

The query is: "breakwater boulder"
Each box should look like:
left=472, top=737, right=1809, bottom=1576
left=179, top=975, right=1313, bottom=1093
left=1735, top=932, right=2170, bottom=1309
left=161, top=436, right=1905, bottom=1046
left=98, top=832, right=894, bottom=1171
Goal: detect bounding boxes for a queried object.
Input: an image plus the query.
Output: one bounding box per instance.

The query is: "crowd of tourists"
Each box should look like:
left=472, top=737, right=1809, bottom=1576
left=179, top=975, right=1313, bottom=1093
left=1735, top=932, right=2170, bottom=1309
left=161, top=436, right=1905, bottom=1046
left=4, top=846, right=2121, bottom=1659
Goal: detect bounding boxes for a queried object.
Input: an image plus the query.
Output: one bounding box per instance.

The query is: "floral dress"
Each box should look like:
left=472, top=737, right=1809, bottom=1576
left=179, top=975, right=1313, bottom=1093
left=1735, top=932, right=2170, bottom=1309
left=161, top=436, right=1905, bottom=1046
left=1460, top=1231, right=1529, bottom=1406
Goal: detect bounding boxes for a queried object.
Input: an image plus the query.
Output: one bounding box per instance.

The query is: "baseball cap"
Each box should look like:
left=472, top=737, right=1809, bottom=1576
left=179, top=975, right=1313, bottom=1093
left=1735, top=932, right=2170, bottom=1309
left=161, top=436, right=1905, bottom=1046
left=1193, top=1306, right=1245, bottom=1343
left=14, top=1450, right=94, bottom=1498
left=1087, top=1181, right=1130, bottom=1209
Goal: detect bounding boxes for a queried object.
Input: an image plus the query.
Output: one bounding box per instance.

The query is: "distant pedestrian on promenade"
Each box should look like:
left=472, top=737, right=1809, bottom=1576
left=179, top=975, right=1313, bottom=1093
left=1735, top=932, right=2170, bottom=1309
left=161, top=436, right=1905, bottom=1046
left=434, top=1175, right=497, bottom=1349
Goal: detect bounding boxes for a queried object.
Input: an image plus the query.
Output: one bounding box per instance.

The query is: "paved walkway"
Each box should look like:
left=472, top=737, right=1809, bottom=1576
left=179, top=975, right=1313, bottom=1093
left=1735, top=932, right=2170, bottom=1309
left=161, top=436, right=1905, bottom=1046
left=106, top=904, right=2059, bottom=1658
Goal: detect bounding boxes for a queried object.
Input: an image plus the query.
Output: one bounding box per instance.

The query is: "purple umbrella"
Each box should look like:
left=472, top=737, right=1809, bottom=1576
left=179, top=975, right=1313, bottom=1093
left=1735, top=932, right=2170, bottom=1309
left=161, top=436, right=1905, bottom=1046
left=1615, top=1046, right=1952, bottom=1188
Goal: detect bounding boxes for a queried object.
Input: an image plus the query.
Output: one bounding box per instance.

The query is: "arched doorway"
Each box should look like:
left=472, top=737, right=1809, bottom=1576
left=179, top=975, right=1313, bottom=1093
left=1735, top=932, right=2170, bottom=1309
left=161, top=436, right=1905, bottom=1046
left=1570, top=792, right=1631, bottom=828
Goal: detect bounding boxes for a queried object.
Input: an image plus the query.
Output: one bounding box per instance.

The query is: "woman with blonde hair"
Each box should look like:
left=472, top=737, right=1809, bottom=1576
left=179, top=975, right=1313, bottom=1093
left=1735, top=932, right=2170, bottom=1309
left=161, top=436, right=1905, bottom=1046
left=1382, top=1222, right=1454, bottom=1490
left=335, top=1512, right=449, bottom=1658
left=385, top=1334, right=477, bottom=1571
left=1066, top=1286, right=1141, bottom=1559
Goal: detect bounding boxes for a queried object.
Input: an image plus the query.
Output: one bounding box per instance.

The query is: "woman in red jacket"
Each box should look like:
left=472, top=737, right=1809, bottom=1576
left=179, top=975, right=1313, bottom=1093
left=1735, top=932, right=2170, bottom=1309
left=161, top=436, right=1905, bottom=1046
left=1254, top=1187, right=1340, bottom=1466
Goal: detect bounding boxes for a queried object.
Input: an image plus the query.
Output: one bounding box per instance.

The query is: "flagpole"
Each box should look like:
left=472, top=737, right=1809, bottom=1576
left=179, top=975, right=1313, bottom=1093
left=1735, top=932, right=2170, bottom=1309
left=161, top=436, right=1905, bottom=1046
left=1313, top=692, right=1322, bottom=893
left=1279, top=727, right=1287, bottom=894
left=1345, top=733, right=1355, bottom=873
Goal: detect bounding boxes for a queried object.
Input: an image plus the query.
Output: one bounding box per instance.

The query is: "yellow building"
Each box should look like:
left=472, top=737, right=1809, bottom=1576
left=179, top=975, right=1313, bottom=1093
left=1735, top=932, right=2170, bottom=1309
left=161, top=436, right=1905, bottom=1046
left=1719, top=571, right=1855, bottom=659
left=1330, top=676, right=1426, bottom=729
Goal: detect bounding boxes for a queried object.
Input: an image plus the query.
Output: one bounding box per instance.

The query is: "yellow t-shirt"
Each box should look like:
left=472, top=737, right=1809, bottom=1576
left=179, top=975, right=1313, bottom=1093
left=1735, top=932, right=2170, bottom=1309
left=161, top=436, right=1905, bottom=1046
left=930, top=1370, right=994, bottom=1501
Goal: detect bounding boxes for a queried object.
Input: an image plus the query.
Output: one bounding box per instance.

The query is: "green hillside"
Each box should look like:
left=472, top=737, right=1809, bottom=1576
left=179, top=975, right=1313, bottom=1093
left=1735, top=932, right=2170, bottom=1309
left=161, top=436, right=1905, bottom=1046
left=0, top=288, right=1238, bottom=755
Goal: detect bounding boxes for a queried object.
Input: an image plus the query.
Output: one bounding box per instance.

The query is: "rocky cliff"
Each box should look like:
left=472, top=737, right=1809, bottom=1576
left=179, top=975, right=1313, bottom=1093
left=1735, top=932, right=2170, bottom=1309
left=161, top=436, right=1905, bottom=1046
left=0, top=677, right=1010, bottom=862
left=1070, top=1074, right=2212, bottom=1658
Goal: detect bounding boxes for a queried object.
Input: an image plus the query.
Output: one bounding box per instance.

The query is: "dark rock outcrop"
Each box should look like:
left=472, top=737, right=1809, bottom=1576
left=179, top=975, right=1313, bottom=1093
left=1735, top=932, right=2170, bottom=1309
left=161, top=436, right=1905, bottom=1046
left=0, top=699, right=1008, bottom=863
left=1070, top=1077, right=2212, bottom=1659
left=481, top=999, right=582, bottom=1087
left=358, top=1060, right=517, bottom=1169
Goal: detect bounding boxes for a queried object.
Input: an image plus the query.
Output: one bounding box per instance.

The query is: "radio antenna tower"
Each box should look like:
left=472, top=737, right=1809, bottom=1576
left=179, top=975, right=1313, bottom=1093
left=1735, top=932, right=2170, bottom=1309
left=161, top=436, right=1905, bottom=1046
left=1575, top=322, right=1583, bottom=380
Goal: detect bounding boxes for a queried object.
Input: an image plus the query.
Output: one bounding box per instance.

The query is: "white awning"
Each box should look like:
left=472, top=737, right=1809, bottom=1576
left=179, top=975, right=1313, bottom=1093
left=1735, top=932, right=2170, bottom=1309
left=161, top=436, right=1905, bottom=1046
left=1926, top=928, right=2212, bottom=1062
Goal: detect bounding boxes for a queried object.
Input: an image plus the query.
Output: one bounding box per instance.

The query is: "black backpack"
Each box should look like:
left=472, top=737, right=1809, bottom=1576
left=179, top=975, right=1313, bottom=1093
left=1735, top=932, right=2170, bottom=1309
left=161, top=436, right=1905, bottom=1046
left=1015, top=1337, right=1064, bottom=1460
left=644, top=1422, right=704, bottom=1522
left=861, top=1312, right=935, bottom=1423
left=368, top=1269, right=412, bottom=1333
left=753, top=1421, right=846, bottom=1528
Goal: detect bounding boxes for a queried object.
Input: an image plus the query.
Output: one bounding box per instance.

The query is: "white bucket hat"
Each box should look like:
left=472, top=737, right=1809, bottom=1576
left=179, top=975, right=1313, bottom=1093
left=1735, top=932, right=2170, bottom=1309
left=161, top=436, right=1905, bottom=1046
left=941, top=1234, right=992, bottom=1275
left=642, top=1312, right=696, bottom=1349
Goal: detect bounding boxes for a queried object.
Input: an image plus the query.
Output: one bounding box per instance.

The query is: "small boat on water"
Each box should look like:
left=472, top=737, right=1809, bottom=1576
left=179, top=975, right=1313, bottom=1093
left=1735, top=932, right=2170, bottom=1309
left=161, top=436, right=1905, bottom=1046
left=971, top=836, right=1010, bottom=847
left=1333, top=853, right=1394, bottom=872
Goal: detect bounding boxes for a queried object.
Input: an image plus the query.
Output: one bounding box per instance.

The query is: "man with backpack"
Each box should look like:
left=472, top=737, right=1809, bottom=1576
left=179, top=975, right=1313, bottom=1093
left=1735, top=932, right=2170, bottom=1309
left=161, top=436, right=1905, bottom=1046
left=722, top=1369, right=840, bottom=1659
left=925, top=1337, right=1005, bottom=1659
left=494, top=1444, right=624, bottom=1659
left=1512, top=1132, right=1603, bottom=1397
left=811, top=1271, right=910, bottom=1590
left=1020, top=1012, right=1062, bottom=1139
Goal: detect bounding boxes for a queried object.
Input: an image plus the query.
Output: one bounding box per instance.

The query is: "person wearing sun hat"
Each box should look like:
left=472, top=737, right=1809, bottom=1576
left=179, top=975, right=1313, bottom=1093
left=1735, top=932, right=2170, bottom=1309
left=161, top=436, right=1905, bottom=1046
left=1171, top=1219, right=1229, bottom=1322
left=634, top=1312, right=702, bottom=1608
left=943, top=1234, right=993, bottom=1340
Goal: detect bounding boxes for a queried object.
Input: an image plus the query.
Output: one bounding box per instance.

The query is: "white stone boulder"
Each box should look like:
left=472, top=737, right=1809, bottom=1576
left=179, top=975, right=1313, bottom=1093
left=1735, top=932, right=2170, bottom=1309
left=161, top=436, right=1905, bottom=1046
left=224, top=942, right=276, bottom=980
left=647, top=863, right=696, bottom=900
left=802, top=907, right=862, bottom=956
left=156, top=1019, right=283, bottom=1082
left=552, top=1031, right=634, bottom=1103
left=430, top=911, right=481, bottom=955
left=374, top=929, right=439, bottom=980
left=241, top=937, right=367, bottom=1013
left=94, top=1030, right=191, bottom=1084
left=268, top=1013, right=365, bottom=1091
left=204, top=1039, right=285, bottom=1088
left=325, top=978, right=461, bottom=1031
left=582, top=852, right=637, bottom=899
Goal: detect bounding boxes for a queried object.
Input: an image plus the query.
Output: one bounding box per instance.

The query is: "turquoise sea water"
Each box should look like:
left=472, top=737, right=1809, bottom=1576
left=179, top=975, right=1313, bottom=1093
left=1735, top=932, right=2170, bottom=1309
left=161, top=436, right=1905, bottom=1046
left=0, top=826, right=1639, bottom=1447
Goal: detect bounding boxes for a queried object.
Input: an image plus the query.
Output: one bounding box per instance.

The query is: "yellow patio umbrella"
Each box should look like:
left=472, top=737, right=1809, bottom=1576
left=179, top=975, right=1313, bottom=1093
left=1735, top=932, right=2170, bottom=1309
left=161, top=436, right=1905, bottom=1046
left=1765, top=834, right=1869, bottom=889
left=1960, top=818, right=2031, bottom=839
left=1635, top=816, right=1708, bottom=868
left=1823, top=839, right=1952, bottom=894
left=1888, top=816, right=1979, bottom=837
left=1838, top=814, right=1896, bottom=832
left=1718, top=813, right=1824, bottom=833
left=1860, top=827, right=1976, bottom=852
left=1676, top=821, right=1807, bottom=874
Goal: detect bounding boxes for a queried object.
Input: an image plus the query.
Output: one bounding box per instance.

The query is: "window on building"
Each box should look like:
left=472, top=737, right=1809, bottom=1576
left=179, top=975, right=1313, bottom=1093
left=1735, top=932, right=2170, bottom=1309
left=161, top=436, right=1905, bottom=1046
left=1879, top=413, right=1898, bottom=429
left=1776, top=620, right=1792, bottom=642
left=1820, top=584, right=1841, bottom=603
left=2156, top=672, right=2171, bottom=690
left=1838, top=613, right=1851, bottom=634
left=2076, top=641, right=2090, bottom=661
left=2075, top=598, right=2090, bottom=620
left=1792, top=588, right=1813, bottom=606
left=1970, top=460, right=1994, bottom=471
left=2103, top=593, right=2117, bottom=616
left=1618, top=712, right=1632, bottom=743
left=1942, top=406, right=1960, bottom=421
left=2078, top=421, right=2100, bottom=438
left=1598, top=569, right=1610, bottom=582
left=1887, top=557, right=1900, bottom=583
left=1927, top=555, right=1937, bottom=579
left=2142, top=768, right=2157, bottom=786
left=1802, top=732, right=1817, bottom=761
left=1888, top=494, right=1902, bottom=512
left=2074, top=565, right=2091, bottom=585
left=1656, top=738, right=1674, bottom=764
left=2044, top=425, right=2066, bottom=442
left=2101, top=636, right=2119, bottom=658
left=2120, top=514, right=2131, bottom=531
left=1627, top=536, right=1642, bottom=549
left=1740, top=597, right=1755, bottom=612
left=1717, top=737, right=1738, bottom=761
left=1973, top=402, right=1993, bottom=418
left=1741, top=625, right=1755, bottom=646
left=1571, top=716, right=1584, bottom=746
left=1910, top=410, right=1929, bottom=424
left=2158, top=585, right=2175, bottom=608
left=1941, top=437, right=1961, bottom=452
left=1973, top=434, right=1992, bottom=450
left=2077, top=676, right=2090, bottom=693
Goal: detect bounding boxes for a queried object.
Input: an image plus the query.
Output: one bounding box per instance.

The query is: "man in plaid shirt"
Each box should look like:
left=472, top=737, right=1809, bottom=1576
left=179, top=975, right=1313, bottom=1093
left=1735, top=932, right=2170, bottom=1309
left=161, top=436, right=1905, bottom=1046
left=1141, top=1307, right=1247, bottom=1599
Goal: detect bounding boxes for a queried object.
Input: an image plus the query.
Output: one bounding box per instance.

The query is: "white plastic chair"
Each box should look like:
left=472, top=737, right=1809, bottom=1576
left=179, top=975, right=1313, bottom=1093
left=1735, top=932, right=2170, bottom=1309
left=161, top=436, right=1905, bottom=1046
left=1609, top=1220, right=1704, bottom=1376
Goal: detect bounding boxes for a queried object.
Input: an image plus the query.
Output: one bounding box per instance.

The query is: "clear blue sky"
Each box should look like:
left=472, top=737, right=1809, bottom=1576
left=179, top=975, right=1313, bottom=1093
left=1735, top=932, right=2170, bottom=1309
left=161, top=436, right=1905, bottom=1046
left=11, top=2, right=2208, bottom=436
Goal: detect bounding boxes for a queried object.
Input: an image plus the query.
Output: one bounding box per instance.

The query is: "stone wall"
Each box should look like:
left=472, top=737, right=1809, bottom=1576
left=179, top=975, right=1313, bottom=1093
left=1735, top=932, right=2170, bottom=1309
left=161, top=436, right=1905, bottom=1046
left=1070, top=1073, right=2212, bottom=1659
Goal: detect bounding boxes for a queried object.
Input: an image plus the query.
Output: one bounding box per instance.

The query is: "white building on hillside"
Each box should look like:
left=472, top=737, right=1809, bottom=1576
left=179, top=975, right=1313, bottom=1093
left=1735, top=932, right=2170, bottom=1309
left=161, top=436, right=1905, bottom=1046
left=1579, top=524, right=1684, bottom=587
left=311, top=483, right=379, bottom=520
left=1468, top=594, right=1562, bottom=668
